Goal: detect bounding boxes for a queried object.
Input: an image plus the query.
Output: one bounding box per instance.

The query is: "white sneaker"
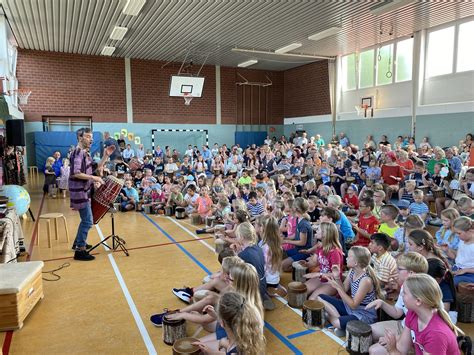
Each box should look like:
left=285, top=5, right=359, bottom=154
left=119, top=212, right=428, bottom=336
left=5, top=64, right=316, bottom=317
left=334, top=328, right=346, bottom=337
left=172, top=288, right=192, bottom=303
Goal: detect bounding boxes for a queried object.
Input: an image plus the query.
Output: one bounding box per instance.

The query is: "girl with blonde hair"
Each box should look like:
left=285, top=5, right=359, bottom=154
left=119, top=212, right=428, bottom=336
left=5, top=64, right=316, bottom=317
left=318, top=246, right=382, bottom=336
left=452, top=216, right=474, bottom=286
left=435, top=208, right=460, bottom=265
left=379, top=274, right=463, bottom=355
left=259, top=216, right=285, bottom=297
left=194, top=292, right=265, bottom=355
left=302, top=222, right=344, bottom=300
left=234, top=222, right=270, bottom=310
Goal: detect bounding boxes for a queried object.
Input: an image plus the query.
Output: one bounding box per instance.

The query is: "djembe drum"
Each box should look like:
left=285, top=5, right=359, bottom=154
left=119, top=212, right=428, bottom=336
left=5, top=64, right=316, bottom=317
left=191, top=214, right=202, bottom=225
left=346, top=176, right=356, bottom=184
left=452, top=189, right=465, bottom=201
left=418, top=185, right=431, bottom=196
left=457, top=282, right=474, bottom=323
left=346, top=320, right=372, bottom=354
left=165, top=206, right=175, bottom=216
left=302, top=300, right=325, bottom=329
left=287, top=282, right=307, bottom=308
left=163, top=312, right=187, bottom=345
left=314, top=175, right=323, bottom=187
left=206, top=216, right=216, bottom=227
left=128, top=157, right=141, bottom=171
left=91, top=176, right=124, bottom=224
left=432, top=188, right=445, bottom=199
left=172, top=338, right=200, bottom=355
left=175, top=207, right=186, bottom=219
left=292, top=261, right=308, bottom=282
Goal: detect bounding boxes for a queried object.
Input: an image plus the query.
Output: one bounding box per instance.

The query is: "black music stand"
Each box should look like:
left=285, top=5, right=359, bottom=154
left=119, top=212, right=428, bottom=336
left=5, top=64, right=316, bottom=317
left=89, top=204, right=129, bottom=256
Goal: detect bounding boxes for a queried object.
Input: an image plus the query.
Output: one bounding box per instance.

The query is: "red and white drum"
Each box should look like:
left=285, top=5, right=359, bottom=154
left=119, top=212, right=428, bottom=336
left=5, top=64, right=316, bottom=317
left=91, top=176, right=124, bottom=224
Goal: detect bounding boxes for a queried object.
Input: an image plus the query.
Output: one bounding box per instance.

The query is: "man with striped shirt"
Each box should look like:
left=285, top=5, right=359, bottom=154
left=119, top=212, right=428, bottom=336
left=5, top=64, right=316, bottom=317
left=69, top=128, right=114, bottom=261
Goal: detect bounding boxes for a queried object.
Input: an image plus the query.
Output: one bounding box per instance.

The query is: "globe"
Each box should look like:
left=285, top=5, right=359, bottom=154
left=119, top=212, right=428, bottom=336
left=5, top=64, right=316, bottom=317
left=1, top=185, right=31, bottom=216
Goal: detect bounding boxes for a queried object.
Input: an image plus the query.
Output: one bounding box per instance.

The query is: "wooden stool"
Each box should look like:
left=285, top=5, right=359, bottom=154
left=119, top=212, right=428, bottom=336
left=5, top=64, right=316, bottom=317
left=27, top=166, right=39, bottom=184
left=37, top=213, right=70, bottom=248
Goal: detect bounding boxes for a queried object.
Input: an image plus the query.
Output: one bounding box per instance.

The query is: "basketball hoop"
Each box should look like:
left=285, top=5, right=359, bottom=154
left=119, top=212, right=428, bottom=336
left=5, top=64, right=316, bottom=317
left=16, top=89, right=31, bottom=106
left=183, top=93, right=193, bottom=106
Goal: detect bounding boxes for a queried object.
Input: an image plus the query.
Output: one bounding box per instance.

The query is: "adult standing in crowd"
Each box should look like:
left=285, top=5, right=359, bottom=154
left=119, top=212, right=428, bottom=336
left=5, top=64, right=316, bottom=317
left=339, top=132, right=350, bottom=148
left=52, top=151, right=63, bottom=178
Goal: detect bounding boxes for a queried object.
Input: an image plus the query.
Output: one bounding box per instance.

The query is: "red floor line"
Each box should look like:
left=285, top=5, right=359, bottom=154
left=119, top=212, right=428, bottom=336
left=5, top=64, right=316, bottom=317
left=1, top=331, right=13, bottom=355
left=2, top=192, right=46, bottom=355
left=40, top=236, right=214, bottom=263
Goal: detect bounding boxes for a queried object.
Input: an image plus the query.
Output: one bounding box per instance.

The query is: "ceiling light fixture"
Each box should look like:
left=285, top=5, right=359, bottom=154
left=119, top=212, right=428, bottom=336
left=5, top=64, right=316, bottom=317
left=308, top=26, right=342, bottom=41
left=101, top=46, right=116, bottom=56
left=110, top=26, right=128, bottom=40
left=238, top=59, right=258, bottom=68
left=370, top=0, right=415, bottom=16
left=122, top=0, right=146, bottom=16
left=275, top=42, right=302, bottom=54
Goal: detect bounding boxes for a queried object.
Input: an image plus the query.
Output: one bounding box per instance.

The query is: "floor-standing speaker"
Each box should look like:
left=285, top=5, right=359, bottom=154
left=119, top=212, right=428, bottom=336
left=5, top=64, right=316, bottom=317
left=6, top=119, right=25, bottom=146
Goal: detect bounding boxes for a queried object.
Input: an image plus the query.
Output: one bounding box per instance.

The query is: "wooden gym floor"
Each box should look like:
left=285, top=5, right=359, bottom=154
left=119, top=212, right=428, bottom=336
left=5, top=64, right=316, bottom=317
left=1, top=179, right=472, bottom=355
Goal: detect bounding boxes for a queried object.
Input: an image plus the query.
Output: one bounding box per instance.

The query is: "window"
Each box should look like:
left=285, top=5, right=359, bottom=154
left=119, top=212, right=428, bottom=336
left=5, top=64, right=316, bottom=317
left=359, top=49, right=374, bottom=88
left=426, top=26, right=455, bottom=77
left=376, top=44, right=394, bottom=86
left=457, top=21, right=474, bottom=73
left=396, top=38, right=413, bottom=82
left=342, top=54, right=356, bottom=91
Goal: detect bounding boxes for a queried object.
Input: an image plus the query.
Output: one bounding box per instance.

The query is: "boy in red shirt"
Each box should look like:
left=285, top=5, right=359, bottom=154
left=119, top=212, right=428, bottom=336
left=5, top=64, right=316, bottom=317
left=351, top=197, right=379, bottom=247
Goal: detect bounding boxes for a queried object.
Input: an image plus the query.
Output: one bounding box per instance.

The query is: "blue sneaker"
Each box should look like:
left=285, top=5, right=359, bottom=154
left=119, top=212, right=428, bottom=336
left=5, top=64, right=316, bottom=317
left=150, top=309, right=172, bottom=327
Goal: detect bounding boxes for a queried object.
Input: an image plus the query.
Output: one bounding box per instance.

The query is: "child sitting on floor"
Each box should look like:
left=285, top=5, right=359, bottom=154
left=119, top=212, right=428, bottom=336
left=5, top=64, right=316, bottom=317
left=318, top=246, right=382, bottom=337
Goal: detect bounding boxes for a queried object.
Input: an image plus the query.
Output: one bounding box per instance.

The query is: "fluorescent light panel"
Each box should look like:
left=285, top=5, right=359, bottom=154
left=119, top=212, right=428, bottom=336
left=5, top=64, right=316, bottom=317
left=110, top=26, right=128, bottom=40
left=101, top=46, right=115, bottom=56
left=370, top=0, right=415, bottom=16
left=123, top=0, right=146, bottom=16
left=308, top=26, right=341, bottom=41
left=238, top=59, right=258, bottom=68
left=275, top=42, right=302, bottom=54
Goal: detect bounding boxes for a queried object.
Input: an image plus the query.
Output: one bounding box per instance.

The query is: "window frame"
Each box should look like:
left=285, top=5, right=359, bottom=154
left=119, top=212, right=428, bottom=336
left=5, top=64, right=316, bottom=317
left=424, top=17, right=474, bottom=80
left=340, top=35, right=414, bottom=92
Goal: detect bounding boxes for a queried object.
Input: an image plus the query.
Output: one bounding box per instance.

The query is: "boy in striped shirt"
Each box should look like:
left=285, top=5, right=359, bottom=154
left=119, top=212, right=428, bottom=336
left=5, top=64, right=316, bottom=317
left=369, top=232, right=398, bottom=289
left=246, top=191, right=264, bottom=218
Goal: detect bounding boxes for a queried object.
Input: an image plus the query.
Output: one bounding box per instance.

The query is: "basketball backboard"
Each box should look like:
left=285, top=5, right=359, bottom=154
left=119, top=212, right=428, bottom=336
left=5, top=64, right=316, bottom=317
left=169, top=75, right=205, bottom=97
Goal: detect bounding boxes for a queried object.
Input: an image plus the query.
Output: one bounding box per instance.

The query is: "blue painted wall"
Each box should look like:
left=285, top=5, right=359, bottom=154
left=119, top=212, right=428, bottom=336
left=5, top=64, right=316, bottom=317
left=284, top=112, right=474, bottom=148
left=24, top=122, right=285, bottom=166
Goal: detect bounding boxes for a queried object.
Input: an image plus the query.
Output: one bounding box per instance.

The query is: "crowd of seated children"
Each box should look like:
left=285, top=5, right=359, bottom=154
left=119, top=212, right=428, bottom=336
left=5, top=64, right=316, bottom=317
left=94, top=130, right=474, bottom=353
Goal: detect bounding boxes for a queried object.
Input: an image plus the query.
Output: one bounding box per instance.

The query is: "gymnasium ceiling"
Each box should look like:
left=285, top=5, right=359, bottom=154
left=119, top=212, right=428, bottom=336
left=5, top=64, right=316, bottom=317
left=1, top=0, right=473, bottom=71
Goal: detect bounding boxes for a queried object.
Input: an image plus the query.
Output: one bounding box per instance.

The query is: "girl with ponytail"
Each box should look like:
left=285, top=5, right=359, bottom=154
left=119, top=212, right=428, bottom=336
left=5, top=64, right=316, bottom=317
left=194, top=291, right=265, bottom=355
left=407, top=229, right=450, bottom=268
left=318, top=246, right=382, bottom=336
left=452, top=216, right=474, bottom=286
left=379, top=274, right=463, bottom=355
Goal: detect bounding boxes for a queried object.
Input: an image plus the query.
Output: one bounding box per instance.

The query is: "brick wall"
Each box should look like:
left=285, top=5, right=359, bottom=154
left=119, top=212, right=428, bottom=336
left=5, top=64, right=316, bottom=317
left=131, top=60, right=216, bottom=124
left=221, top=67, right=284, bottom=125
left=16, top=50, right=325, bottom=125
left=16, top=50, right=127, bottom=122
left=284, top=60, right=331, bottom=118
